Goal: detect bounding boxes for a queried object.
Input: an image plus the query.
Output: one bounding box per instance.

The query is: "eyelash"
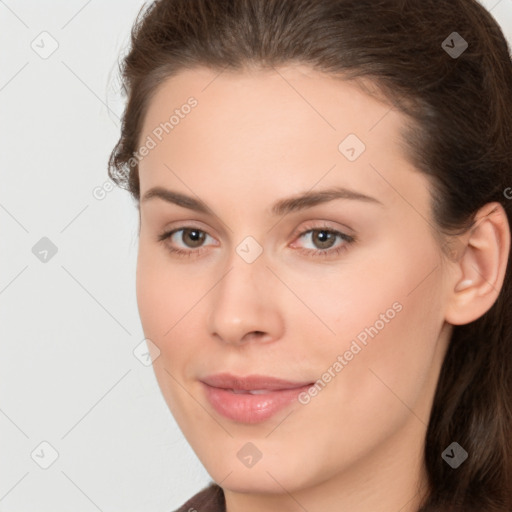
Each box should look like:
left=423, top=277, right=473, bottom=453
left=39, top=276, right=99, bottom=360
left=156, top=223, right=356, bottom=259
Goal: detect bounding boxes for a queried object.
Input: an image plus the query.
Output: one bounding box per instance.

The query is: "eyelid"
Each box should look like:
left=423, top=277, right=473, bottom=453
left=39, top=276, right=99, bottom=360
left=159, top=220, right=217, bottom=239
left=289, top=220, right=354, bottom=240
left=158, top=224, right=219, bottom=247
left=288, top=224, right=355, bottom=256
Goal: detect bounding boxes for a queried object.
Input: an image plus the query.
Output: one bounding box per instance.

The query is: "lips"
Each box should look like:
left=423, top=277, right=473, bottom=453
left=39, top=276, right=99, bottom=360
left=200, top=373, right=313, bottom=391
left=200, top=373, right=315, bottom=424
left=231, top=389, right=274, bottom=395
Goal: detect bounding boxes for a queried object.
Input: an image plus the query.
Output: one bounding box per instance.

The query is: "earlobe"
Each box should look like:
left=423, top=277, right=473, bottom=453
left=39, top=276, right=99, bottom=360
left=445, top=202, right=510, bottom=326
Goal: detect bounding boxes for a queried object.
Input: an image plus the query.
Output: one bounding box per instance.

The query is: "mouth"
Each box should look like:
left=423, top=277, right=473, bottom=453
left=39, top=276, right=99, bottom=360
left=229, top=389, right=282, bottom=394
left=200, top=373, right=315, bottom=424
left=200, top=372, right=313, bottom=391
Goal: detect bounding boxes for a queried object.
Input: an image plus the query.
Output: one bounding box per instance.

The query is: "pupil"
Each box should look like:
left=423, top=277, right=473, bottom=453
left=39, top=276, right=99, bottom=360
left=315, top=230, right=334, bottom=249
left=185, top=229, right=205, bottom=247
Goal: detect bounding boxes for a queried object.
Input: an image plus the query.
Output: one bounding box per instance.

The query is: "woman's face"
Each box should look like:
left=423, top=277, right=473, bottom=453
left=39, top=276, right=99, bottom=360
left=136, top=65, right=453, bottom=504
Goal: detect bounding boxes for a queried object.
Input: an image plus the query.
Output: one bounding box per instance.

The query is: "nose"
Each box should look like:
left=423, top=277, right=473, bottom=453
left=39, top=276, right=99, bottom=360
left=207, top=249, right=285, bottom=346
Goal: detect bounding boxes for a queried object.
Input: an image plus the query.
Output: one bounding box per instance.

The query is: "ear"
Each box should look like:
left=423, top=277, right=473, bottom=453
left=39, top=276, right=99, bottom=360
left=444, top=202, right=511, bottom=326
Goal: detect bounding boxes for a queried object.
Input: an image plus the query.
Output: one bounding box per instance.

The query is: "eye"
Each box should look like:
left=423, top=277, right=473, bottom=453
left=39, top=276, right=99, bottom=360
left=291, top=225, right=356, bottom=258
left=157, top=227, right=217, bottom=258
left=157, top=223, right=356, bottom=259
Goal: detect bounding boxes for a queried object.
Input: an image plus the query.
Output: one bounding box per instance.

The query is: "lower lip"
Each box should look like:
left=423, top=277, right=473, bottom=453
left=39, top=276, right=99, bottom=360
left=201, top=382, right=313, bottom=424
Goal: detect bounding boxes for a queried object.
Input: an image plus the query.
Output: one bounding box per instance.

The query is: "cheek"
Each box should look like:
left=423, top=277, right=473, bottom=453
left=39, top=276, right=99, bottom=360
left=135, top=243, right=204, bottom=416
left=135, top=240, right=213, bottom=367
left=135, top=251, right=168, bottom=340
left=136, top=242, right=187, bottom=346
left=302, top=230, right=444, bottom=386
left=288, top=269, right=444, bottom=477
left=136, top=237, right=182, bottom=321
left=320, top=247, right=444, bottom=422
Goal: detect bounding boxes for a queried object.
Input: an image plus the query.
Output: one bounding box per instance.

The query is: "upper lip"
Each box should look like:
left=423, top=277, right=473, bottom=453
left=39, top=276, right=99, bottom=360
left=201, top=373, right=314, bottom=391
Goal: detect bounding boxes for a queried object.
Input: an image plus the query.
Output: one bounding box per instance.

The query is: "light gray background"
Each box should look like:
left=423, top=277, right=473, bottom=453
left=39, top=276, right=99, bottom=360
left=1, top=1, right=511, bottom=511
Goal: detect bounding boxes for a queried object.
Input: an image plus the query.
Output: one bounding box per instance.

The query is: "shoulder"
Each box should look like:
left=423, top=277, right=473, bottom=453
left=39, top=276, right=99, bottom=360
left=172, top=482, right=225, bottom=512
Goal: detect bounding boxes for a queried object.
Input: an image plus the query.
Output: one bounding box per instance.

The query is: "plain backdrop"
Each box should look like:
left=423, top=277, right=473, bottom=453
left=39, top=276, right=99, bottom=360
left=0, top=1, right=511, bottom=511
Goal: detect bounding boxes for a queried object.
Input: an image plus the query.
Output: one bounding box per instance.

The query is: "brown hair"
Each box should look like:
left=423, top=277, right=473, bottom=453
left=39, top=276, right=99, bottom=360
left=108, top=1, right=512, bottom=510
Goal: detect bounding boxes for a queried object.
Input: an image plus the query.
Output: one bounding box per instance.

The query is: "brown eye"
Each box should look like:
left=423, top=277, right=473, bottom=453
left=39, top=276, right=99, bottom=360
left=311, top=230, right=337, bottom=250
left=180, top=228, right=206, bottom=248
left=292, top=225, right=355, bottom=258
left=157, top=226, right=217, bottom=258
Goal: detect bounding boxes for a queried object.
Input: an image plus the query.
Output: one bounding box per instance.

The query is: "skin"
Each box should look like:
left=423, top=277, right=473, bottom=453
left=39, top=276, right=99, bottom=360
left=135, top=65, right=510, bottom=512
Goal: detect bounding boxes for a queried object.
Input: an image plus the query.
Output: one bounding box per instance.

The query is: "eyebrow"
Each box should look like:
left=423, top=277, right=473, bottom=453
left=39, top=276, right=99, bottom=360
left=141, top=185, right=383, bottom=216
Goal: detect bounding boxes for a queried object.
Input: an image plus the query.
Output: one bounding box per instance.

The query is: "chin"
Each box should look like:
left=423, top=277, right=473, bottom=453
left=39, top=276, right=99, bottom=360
left=216, top=474, right=298, bottom=495
left=204, top=454, right=314, bottom=495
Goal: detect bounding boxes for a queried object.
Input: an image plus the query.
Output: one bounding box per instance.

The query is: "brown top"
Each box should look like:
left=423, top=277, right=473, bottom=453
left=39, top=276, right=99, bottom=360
left=173, top=483, right=226, bottom=512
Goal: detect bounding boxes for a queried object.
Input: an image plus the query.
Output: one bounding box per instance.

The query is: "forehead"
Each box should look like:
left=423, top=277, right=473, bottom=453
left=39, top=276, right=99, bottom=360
left=138, top=65, right=425, bottom=211
left=140, top=65, right=402, bottom=148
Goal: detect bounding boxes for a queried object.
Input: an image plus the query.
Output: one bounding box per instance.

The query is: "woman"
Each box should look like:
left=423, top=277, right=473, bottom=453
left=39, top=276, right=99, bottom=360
left=108, top=0, right=512, bottom=510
